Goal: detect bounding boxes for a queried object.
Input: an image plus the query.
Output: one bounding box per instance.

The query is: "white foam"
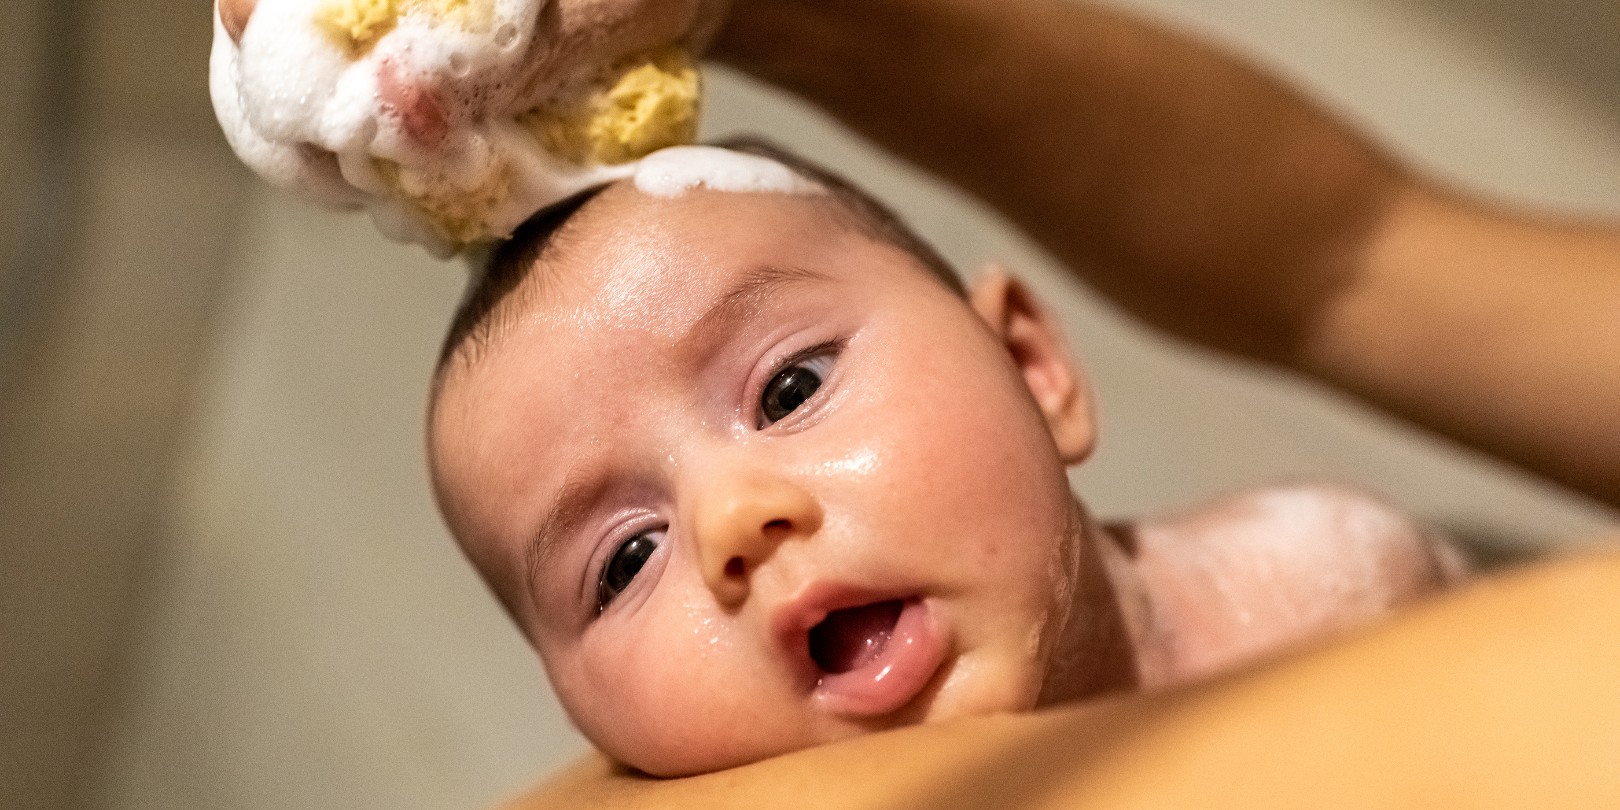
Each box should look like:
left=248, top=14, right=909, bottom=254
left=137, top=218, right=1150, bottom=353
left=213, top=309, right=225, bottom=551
left=211, top=0, right=620, bottom=256
left=632, top=146, right=826, bottom=198
left=211, top=2, right=812, bottom=257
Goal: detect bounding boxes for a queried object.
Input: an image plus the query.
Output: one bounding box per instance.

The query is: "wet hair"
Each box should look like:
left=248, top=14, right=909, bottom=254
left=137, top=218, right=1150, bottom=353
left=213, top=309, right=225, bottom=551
left=436, top=137, right=963, bottom=374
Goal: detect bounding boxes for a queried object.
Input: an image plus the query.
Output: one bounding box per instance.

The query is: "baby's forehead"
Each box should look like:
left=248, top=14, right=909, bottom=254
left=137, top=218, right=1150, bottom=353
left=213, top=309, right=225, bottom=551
left=484, top=183, right=863, bottom=327
left=431, top=185, right=891, bottom=497
left=550, top=179, right=850, bottom=266
left=434, top=186, right=863, bottom=397
left=438, top=154, right=964, bottom=399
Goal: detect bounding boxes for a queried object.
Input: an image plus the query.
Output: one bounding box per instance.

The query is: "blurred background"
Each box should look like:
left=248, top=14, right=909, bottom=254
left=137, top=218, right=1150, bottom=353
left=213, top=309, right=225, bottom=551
left=1, top=0, right=1615, bottom=807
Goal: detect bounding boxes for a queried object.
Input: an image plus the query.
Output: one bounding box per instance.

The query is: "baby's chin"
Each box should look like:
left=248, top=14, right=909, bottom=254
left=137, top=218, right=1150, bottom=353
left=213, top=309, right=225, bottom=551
left=602, top=718, right=847, bottom=778
left=596, top=663, right=1046, bottom=778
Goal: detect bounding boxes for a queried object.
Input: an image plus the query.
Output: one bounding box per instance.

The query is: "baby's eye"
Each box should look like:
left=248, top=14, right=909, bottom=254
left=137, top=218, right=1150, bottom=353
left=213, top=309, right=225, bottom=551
left=597, top=530, right=661, bottom=611
left=760, top=352, right=836, bottom=426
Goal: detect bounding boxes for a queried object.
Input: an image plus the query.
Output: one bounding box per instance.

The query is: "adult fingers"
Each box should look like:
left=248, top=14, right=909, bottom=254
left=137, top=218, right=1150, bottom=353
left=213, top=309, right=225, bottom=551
left=219, top=0, right=258, bottom=44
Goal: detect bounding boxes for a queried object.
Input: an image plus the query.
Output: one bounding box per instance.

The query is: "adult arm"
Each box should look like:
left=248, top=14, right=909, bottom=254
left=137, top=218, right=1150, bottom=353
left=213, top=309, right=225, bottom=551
left=711, top=0, right=1620, bottom=506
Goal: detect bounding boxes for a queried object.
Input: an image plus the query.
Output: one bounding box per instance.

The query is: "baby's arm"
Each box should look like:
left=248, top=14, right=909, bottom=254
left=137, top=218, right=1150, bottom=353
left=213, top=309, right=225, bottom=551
left=1125, top=483, right=1466, bottom=683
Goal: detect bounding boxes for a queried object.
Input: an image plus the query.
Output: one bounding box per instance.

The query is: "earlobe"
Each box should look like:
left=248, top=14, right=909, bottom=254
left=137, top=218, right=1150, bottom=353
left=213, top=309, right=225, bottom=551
left=969, top=267, right=1097, bottom=464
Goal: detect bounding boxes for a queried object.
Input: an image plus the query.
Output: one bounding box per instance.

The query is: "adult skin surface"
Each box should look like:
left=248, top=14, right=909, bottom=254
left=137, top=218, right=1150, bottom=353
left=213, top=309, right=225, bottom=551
left=510, top=548, right=1620, bottom=809
left=217, top=0, right=726, bottom=116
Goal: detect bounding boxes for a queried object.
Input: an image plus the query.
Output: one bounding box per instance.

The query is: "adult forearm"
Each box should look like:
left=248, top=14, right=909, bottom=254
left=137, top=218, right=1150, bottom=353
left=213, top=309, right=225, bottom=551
left=714, top=0, right=1620, bottom=507
left=712, top=0, right=1409, bottom=361
left=1310, top=188, right=1620, bottom=506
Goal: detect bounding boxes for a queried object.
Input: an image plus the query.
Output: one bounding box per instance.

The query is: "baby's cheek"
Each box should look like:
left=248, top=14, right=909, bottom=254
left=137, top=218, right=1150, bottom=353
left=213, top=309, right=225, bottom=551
left=919, top=407, right=1071, bottom=570
left=568, top=637, right=690, bottom=765
left=570, top=608, right=802, bottom=775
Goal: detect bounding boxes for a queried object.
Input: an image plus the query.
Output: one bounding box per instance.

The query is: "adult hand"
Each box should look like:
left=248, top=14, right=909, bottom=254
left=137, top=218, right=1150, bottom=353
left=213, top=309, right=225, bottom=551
left=212, top=0, right=730, bottom=249
left=218, top=0, right=256, bottom=43
left=217, top=0, right=726, bottom=125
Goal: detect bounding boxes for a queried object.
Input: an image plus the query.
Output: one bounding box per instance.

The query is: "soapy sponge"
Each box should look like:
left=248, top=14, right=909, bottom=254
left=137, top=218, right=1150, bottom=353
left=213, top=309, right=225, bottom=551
left=315, top=0, right=490, bottom=55
left=315, top=0, right=398, bottom=54
left=374, top=157, right=513, bottom=245
left=525, top=48, right=700, bottom=166
left=372, top=48, right=700, bottom=245
left=215, top=0, right=701, bottom=253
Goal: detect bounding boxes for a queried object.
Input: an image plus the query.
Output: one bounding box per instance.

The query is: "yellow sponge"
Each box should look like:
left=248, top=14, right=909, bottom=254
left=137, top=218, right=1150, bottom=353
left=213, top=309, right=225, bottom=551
left=374, top=157, right=513, bottom=245
left=524, top=48, right=700, bottom=166
left=366, top=45, right=700, bottom=247
left=315, top=0, right=490, bottom=56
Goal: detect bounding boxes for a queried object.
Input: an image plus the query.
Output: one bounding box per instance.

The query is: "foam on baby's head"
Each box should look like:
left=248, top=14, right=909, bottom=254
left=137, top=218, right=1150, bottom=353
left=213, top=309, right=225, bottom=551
left=436, top=140, right=963, bottom=384
left=631, top=145, right=827, bottom=198
left=211, top=0, right=702, bottom=255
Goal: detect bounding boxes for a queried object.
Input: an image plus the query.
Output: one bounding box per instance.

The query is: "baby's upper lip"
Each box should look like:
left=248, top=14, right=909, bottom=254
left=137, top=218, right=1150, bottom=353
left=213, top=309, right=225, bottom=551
left=770, top=582, right=908, bottom=683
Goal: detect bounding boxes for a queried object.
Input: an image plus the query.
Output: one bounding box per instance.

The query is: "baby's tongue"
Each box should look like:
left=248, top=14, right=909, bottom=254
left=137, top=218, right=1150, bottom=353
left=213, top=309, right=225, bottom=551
left=809, top=600, right=904, bottom=674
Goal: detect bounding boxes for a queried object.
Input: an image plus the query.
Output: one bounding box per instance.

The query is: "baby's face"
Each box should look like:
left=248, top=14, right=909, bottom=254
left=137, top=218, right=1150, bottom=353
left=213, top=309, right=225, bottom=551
left=430, top=185, right=1105, bottom=776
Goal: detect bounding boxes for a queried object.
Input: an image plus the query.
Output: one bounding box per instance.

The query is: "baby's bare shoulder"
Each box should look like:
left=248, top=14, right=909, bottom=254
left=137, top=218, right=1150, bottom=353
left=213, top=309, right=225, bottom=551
left=1127, top=482, right=1467, bottom=675
left=1156, top=482, right=1463, bottom=584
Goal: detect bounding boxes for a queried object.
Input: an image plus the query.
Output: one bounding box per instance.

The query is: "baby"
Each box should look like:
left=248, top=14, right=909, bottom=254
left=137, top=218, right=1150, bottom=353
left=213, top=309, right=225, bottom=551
left=426, top=142, right=1465, bottom=777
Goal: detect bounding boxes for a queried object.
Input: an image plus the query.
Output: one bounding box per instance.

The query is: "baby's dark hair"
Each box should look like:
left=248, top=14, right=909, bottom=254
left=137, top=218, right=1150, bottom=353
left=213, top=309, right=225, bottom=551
left=437, top=137, right=963, bottom=374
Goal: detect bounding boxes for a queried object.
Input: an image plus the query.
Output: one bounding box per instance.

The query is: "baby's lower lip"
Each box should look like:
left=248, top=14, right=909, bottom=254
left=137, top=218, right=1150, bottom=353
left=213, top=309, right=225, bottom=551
left=811, top=598, right=948, bottom=717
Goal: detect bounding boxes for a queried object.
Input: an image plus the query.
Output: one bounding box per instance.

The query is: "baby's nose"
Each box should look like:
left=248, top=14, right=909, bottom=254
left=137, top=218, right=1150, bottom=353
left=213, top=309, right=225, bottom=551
left=693, top=473, right=821, bottom=609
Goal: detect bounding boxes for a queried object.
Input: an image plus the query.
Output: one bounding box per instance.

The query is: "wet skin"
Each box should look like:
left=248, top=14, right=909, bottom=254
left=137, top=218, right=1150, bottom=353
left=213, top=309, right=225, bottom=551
left=428, top=184, right=1131, bottom=776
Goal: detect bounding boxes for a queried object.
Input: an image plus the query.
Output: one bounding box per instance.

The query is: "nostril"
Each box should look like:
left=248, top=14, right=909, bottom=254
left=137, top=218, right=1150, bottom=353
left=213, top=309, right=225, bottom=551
left=724, top=557, right=746, bottom=578
left=763, top=519, right=790, bottom=534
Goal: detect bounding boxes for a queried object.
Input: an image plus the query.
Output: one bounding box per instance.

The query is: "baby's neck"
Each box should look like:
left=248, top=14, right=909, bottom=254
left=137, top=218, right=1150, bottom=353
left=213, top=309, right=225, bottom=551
left=1034, top=520, right=1171, bottom=706
left=1096, top=525, right=1183, bottom=690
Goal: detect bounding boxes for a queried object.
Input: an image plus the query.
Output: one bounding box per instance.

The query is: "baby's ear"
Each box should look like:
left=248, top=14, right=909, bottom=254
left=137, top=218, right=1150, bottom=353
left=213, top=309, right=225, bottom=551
left=969, top=266, right=1096, bottom=464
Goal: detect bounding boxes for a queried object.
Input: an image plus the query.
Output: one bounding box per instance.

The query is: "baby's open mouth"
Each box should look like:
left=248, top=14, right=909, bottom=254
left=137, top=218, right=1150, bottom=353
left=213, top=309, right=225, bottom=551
left=808, top=599, right=904, bottom=674
left=775, top=589, right=948, bottom=717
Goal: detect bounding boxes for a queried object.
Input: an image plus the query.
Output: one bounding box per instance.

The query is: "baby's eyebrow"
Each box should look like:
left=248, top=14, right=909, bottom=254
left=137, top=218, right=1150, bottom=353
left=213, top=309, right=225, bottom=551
left=525, top=464, right=604, bottom=607
left=680, top=264, right=833, bottom=356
